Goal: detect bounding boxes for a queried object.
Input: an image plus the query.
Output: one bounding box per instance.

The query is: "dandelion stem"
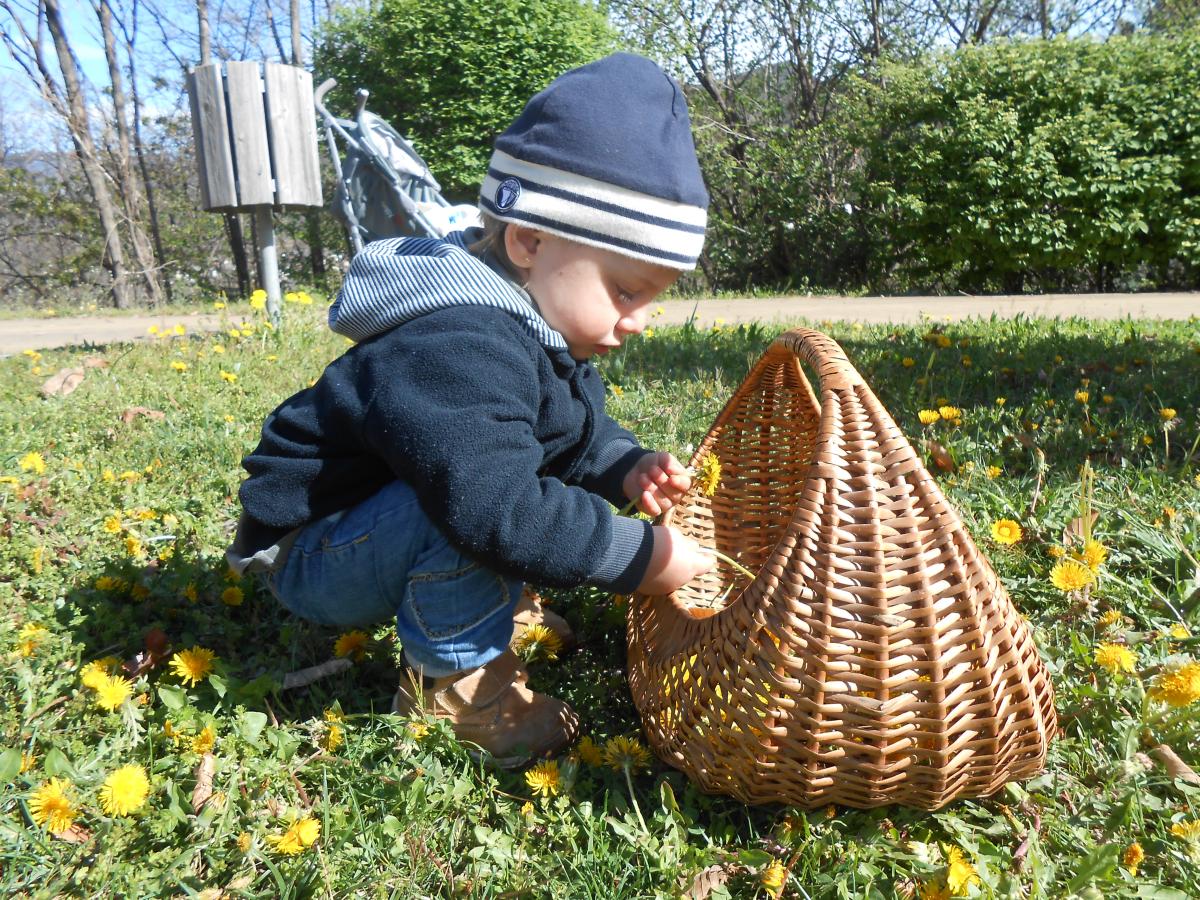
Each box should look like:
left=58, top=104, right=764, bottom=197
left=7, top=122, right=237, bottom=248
left=623, top=765, right=649, bottom=834
left=700, top=547, right=757, bottom=581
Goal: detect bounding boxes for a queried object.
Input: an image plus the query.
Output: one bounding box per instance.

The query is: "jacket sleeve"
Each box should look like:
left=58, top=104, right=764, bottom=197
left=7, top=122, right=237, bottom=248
left=358, top=317, right=653, bottom=592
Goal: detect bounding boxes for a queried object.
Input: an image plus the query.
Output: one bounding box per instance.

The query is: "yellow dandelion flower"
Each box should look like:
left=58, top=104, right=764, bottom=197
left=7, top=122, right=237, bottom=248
left=1047, top=545, right=1065, bottom=559
left=28, top=777, right=77, bottom=833
left=20, top=751, right=36, bottom=773
left=80, top=657, right=120, bottom=689
left=268, top=816, right=321, bottom=855
left=1170, top=820, right=1200, bottom=841
left=936, top=334, right=951, bottom=348
left=322, top=724, right=344, bottom=752
left=94, top=575, right=128, bottom=592
left=170, top=361, right=188, bottom=373
left=170, top=646, right=216, bottom=686
left=577, top=736, right=604, bottom=767
left=220, top=586, right=244, bottom=607
left=1160, top=408, right=1177, bottom=421
left=990, top=519, right=1023, bottom=546
left=644, top=328, right=654, bottom=338
left=407, top=720, right=431, bottom=740
left=938, top=405, right=961, bottom=421
left=1097, top=610, right=1123, bottom=628
left=945, top=846, right=980, bottom=895
left=1050, top=559, right=1094, bottom=592
left=525, top=760, right=560, bottom=798
left=124, top=535, right=143, bottom=558
left=249, top=290, right=267, bottom=310
left=919, top=880, right=953, bottom=900
left=212, top=343, right=225, bottom=354
left=94, top=673, right=133, bottom=711
left=520, top=800, right=535, bottom=817
left=603, top=735, right=652, bottom=772
left=611, top=384, right=624, bottom=396
left=130, top=583, right=150, bottom=601
left=183, top=583, right=199, bottom=603
left=99, top=764, right=150, bottom=816
left=192, top=724, right=216, bottom=754
left=19, top=452, right=46, bottom=475
left=333, top=630, right=369, bottom=661
left=1094, top=642, right=1137, bottom=675
left=219, top=370, right=237, bottom=383
left=17, top=623, right=48, bottom=657
left=697, top=453, right=722, bottom=497
left=902, top=357, right=915, bottom=367
left=512, top=623, right=563, bottom=662
left=918, top=409, right=941, bottom=425
left=986, top=465, right=1002, bottom=479
left=102, top=514, right=122, bottom=534
left=236, top=831, right=252, bottom=852
left=1075, top=390, right=1090, bottom=403
left=1123, top=841, right=1144, bottom=875
left=1149, top=661, right=1200, bottom=708
left=1079, top=539, right=1108, bottom=571
left=1169, top=623, right=1190, bottom=640
left=761, top=859, right=787, bottom=894
left=1102, top=394, right=1114, bottom=404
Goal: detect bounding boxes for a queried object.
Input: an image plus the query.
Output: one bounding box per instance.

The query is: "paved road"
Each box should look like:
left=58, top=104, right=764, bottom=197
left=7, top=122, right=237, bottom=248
left=1, top=291, right=1196, bottom=354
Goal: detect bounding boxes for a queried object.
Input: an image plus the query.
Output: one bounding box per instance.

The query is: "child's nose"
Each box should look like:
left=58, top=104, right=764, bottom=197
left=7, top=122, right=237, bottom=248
left=617, top=307, right=647, bottom=336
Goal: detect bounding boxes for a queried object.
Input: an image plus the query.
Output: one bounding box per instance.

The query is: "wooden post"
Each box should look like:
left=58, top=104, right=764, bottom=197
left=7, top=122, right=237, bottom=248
left=186, top=60, right=322, bottom=323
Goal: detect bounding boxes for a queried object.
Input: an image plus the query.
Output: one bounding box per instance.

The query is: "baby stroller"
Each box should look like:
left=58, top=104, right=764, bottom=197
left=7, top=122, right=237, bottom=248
left=314, top=78, right=481, bottom=255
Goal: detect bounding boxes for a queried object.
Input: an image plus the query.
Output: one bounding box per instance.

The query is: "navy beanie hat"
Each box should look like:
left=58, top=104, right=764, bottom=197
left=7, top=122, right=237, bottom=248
left=480, top=53, right=709, bottom=270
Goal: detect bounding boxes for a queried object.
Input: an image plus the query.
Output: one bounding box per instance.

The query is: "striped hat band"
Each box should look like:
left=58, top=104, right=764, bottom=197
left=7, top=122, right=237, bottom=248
left=479, top=150, right=707, bottom=270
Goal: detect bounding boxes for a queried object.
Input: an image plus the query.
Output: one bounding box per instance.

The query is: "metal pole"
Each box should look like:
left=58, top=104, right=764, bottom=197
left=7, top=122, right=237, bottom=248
left=255, top=205, right=282, bottom=326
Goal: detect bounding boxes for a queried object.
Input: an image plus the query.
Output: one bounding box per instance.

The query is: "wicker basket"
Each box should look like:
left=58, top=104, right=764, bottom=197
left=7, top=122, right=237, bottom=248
left=627, top=328, right=1056, bottom=810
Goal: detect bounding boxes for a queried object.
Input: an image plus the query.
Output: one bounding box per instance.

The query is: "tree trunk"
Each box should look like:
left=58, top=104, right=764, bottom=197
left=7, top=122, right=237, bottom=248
left=43, top=0, right=133, bottom=308
left=124, top=0, right=171, bottom=302
left=98, top=0, right=164, bottom=306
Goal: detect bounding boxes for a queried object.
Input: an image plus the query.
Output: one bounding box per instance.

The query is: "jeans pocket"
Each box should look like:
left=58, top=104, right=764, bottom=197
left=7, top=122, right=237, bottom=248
left=405, top=561, right=513, bottom=641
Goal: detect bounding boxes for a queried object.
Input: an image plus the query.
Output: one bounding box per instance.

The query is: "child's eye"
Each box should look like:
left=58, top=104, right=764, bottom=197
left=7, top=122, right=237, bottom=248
left=617, top=289, right=636, bottom=305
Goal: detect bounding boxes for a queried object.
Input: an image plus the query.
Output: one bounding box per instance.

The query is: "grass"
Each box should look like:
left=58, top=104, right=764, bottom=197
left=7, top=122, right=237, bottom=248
left=1, top=300, right=1199, bottom=898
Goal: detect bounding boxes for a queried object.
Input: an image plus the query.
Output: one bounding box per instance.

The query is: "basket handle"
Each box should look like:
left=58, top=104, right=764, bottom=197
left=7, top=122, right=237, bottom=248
left=773, top=327, right=864, bottom=391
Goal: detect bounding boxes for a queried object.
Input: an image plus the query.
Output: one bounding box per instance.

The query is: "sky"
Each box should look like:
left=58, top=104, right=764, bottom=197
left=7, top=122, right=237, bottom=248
left=1, top=0, right=318, bottom=153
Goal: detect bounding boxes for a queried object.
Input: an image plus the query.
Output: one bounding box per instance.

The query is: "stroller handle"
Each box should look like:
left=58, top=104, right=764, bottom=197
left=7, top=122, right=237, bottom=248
left=355, top=88, right=370, bottom=118
left=314, top=78, right=337, bottom=117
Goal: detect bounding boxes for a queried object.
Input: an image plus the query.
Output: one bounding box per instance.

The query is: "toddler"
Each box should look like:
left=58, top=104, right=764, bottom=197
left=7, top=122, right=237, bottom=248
left=227, top=52, right=714, bottom=768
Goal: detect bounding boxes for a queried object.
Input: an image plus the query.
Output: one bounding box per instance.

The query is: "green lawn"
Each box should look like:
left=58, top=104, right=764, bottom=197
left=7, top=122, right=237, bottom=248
left=2, top=302, right=1198, bottom=898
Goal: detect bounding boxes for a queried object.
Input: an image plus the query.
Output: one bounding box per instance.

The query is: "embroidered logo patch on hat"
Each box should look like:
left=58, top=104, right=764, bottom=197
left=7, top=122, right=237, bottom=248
left=495, top=177, right=521, bottom=212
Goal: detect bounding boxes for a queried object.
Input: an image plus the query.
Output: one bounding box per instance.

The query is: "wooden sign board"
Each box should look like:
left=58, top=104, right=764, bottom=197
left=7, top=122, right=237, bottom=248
left=186, top=61, right=323, bottom=212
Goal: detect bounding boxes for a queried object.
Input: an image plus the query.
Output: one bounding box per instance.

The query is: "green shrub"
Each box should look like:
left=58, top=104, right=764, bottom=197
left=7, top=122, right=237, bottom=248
left=313, top=0, right=619, bottom=200
left=847, top=31, right=1200, bottom=293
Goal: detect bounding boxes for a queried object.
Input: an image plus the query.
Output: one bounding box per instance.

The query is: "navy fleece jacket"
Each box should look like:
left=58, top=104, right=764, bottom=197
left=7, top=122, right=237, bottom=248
left=232, top=233, right=656, bottom=593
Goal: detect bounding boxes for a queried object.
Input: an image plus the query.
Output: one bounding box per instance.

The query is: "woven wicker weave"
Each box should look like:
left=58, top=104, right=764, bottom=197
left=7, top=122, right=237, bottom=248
left=627, top=328, right=1056, bottom=810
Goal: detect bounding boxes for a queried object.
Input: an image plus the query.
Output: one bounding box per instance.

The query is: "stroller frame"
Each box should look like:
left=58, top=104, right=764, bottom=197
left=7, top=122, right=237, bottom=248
left=314, top=78, right=476, bottom=254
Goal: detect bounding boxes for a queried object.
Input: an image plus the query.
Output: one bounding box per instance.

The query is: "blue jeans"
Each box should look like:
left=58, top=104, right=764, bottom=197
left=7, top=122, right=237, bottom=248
left=266, top=480, right=523, bottom=678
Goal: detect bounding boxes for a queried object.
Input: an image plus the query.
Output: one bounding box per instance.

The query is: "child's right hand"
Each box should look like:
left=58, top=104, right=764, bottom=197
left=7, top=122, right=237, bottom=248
left=637, top=526, right=716, bottom=596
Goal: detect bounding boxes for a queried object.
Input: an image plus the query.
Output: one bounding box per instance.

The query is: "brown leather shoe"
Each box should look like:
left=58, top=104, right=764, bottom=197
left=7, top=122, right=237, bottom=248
left=511, top=588, right=575, bottom=649
left=392, top=650, right=578, bottom=769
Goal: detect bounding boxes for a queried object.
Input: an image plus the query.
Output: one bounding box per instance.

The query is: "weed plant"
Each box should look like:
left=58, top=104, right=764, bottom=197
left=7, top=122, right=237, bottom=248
left=1, top=300, right=1198, bottom=898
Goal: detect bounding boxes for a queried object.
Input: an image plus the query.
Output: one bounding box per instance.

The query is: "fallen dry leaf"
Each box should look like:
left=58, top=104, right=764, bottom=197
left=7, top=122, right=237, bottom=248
left=192, top=752, right=216, bottom=813
left=282, top=657, right=353, bottom=690
left=923, top=439, right=956, bottom=472
left=120, top=406, right=165, bottom=424
left=1063, top=511, right=1099, bottom=547
left=81, top=356, right=110, bottom=369
left=40, top=367, right=85, bottom=398
left=52, top=823, right=93, bottom=844
left=687, top=865, right=732, bottom=899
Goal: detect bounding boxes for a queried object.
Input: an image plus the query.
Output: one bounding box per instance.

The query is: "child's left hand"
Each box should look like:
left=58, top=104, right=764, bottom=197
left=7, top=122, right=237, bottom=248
left=623, top=451, right=691, bottom=517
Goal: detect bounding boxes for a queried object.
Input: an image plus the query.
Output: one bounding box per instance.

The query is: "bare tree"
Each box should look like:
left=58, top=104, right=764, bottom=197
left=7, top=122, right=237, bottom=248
left=97, top=0, right=164, bottom=305
left=1, top=0, right=135, bottom=307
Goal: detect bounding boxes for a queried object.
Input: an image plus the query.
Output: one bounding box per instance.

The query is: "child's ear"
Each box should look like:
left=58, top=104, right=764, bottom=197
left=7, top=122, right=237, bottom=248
left=504, top=224, right=542, bottom=270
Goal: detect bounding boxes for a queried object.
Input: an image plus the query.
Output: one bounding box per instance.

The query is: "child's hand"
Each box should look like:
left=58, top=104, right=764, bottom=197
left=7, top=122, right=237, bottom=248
left=622, top=451, right=691, bottom=517
left=637, top=525, right=716, bottom=595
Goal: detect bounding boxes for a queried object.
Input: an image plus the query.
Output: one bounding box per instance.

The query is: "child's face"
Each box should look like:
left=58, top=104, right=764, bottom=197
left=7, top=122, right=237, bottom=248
left=506, top=226, right=679, bottom=361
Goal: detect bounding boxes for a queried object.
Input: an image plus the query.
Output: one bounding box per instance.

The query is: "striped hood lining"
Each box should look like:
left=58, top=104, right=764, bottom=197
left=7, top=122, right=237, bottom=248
left=327, top=231, right=567, bottom=349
